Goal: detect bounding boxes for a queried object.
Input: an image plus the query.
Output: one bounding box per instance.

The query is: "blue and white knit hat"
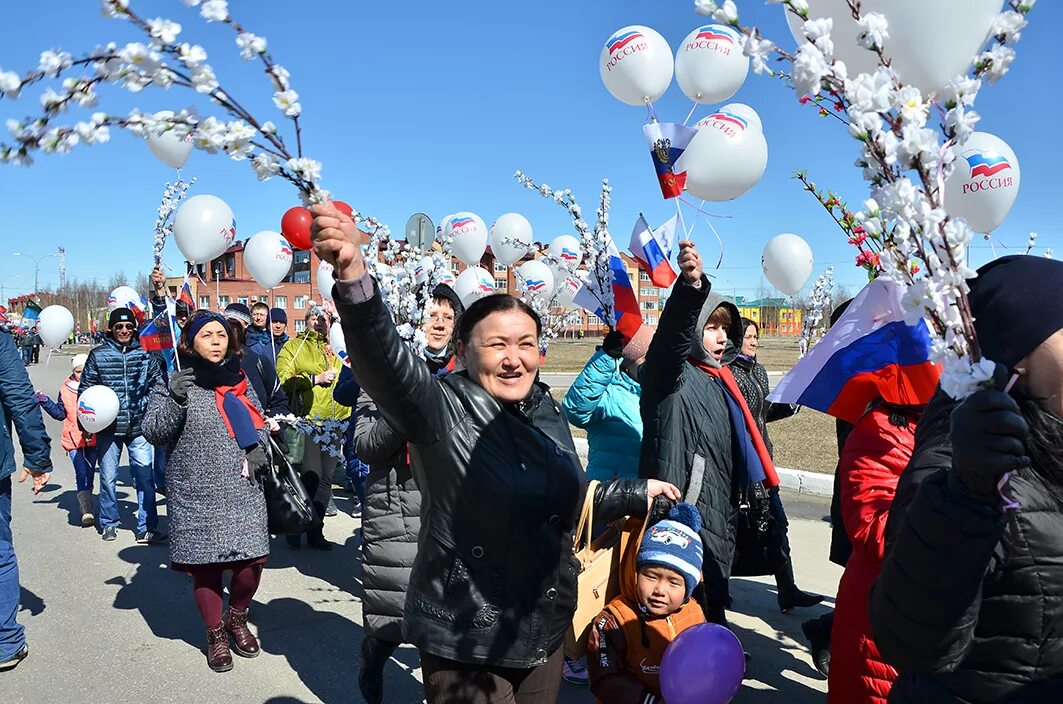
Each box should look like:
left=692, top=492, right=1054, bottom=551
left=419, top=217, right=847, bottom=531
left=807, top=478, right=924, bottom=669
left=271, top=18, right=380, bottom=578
left=637, top=503, right=704, bottom=601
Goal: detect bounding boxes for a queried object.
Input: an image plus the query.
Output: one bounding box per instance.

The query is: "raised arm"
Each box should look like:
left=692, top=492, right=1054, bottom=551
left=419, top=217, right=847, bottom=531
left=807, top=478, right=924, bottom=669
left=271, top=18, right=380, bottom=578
left=639, top=241, right=709, bottom=401
left=311, top=203, right=449, bottom=446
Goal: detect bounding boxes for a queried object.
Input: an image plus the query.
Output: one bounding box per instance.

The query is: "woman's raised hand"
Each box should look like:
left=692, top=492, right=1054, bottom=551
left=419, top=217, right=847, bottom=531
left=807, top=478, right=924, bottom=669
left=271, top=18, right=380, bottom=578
left=310, top=202, right=365, bottom=281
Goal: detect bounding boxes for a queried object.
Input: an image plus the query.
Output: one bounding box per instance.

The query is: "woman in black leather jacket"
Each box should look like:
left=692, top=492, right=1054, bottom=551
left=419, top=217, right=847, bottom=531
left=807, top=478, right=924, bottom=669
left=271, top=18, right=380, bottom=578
left=310, top=202, right=680, bottom=704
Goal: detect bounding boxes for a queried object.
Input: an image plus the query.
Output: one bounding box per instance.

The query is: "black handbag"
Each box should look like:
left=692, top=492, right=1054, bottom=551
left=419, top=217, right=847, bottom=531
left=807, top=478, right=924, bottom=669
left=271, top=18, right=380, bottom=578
left=731, top=481, right=787, bottom=577
left=262, top=437, right=314, bottom=535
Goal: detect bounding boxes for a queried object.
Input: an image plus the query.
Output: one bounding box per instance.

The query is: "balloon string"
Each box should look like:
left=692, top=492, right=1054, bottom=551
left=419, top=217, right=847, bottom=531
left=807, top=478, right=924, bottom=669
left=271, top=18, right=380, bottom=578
left=703, top=215, right=725, bottom=271
left=682, top=101, right=698, bottom=127
left=678, top=197, right=732, bottom=220
left=645, top=100, right=659, bottom=124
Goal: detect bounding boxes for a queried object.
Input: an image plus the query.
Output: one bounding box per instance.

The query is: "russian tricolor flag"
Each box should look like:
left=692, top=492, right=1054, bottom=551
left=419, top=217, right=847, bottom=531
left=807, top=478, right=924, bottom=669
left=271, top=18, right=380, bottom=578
left=574, top=235, right=643, bottom=340
left=139, top=299, right=177, bottom=353
left=644, top=122, right=698, bottom=199
left=629, top=214, right=677, bottom=288
left=768, top=279, right=941, bottom=423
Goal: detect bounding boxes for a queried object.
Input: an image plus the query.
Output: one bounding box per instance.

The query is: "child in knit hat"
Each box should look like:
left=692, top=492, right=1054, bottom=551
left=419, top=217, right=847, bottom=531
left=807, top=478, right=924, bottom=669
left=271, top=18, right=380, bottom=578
left=587, top=503, right=707, bottom=703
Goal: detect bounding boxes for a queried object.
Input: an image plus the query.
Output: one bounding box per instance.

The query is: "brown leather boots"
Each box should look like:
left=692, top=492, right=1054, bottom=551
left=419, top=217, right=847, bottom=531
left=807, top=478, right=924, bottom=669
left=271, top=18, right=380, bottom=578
left=205, top=610, right=260, bottom=672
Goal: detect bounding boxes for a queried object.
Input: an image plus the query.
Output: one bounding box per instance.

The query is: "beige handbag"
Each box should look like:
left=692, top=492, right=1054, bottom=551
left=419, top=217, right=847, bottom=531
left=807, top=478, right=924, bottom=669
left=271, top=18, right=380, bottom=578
left=565, top=480, right=650, bottom=659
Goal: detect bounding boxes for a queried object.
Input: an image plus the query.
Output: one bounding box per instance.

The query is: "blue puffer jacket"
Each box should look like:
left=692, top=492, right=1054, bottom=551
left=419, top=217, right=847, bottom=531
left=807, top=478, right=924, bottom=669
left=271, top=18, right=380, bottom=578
left=0, top=330, right=52, bottom=481
left=562, top=349, right=642, bottom=482
left=79, top=333, right=164, bottom=438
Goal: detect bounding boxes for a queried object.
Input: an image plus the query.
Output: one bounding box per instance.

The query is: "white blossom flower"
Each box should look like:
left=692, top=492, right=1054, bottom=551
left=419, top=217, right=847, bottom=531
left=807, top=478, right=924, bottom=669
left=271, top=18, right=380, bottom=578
left=940, top=76, right=981, bottom=108
left=176, top=43, right=208, bottom=68
left=147, top=18, right=182, bottom=46
left=287, top=156, right=321, bottom=182
left=101, top=0, right=129, bottom=18
left=742, top=33, right=775, bottom=75
left=251, top=152, right=280, bottom=181
left=260, top=120, right=277, bottom=134
left=793, top=43, right=830, bottom=96
left=893, top=86, right=927, bottom=126
left=940, top=356, right=996, bottom=400
left=0, top=70, right=21, bottom=96
left=236, top=33, right=267, bottom=61
left=980, top=44, right=1015, bottom=83
left=694, top=0, right=717, bottom=16
left=802, top=18, right=834, bottom=58
left=119, top=42, right=160, bottom=73
left=191, top=65, right=218, bottom=93
left=856, top=12, right=889, bottom=50
left=944, top=105, right=980, bottom=144
left=272, top=89, right=301, bottom=117
left=845, top=68, right=893, bottom=114
left=992, top=10, right=1027, bottom=44
left=39, top=88, right=63, bottom=111
left=897, top=123, right=937, bottom=168
left=180, top=0, right=201, bottom=6
left=200, top=0, right=229, bottom=22
left=38, top=50, right=72, bottom=77
left=1044, top=249, right=1053, bottom=259
left=268, top=65, right=291, bottom=92
left=713, top=0, right=739, bottom=24
left=789, top=0, right=809, bottom=14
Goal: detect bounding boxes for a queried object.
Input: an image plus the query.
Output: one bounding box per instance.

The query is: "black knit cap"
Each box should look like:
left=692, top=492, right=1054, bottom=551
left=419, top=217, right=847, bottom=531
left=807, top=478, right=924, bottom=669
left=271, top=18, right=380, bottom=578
left=108, top=307, right=135, bottom=329
left=968, top=255, right=1063, bottom=369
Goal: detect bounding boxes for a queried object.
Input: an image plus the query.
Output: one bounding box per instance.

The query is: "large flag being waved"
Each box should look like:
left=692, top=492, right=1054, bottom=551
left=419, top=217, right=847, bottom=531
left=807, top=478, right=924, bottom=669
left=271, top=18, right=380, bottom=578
left=768, top=279, right=941, bottom=423
left=20, top=300, right=42, bottom=330
left=629, top=214, right=678, bottom=288
left=643, top=122, right=697, bottom=199
left=139, top=299, right=177, bottom=353
left=574, top=235, right=643, bottom=340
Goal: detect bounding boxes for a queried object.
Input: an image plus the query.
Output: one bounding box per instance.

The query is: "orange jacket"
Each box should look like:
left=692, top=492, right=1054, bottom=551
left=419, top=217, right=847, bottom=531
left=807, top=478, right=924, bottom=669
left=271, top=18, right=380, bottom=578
left=58, top=375, right=94, bottom=452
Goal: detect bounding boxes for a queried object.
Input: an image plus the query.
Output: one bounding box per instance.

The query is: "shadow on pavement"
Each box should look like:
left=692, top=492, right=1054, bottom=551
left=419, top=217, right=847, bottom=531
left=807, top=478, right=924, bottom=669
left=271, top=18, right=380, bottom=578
left=19, top=586, right=44, bottom=616
left=264, top=531, right=365, bottom=605
left=108, top=545, right=201, bottom=650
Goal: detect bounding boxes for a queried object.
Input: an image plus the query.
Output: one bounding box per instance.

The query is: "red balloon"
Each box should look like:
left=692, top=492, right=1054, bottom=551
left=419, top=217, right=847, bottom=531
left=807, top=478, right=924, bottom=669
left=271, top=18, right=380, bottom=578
left=281, top=206, right=313, bottom=250
left=333, top=200, right=354, bottom=218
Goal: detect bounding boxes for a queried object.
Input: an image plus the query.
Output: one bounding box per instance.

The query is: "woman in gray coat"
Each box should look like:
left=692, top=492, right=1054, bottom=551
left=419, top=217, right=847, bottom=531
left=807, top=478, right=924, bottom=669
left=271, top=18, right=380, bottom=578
left=143, top=312, right=271, bottom=674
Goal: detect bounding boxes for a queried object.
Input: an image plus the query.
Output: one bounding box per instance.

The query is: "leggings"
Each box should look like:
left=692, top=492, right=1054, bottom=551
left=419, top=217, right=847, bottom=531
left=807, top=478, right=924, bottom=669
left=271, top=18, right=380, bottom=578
left=421, top=648, right=563, bottom=704
left=188, top=560, right=265, bottom=627
left=300, top=437, right=338, bottom=537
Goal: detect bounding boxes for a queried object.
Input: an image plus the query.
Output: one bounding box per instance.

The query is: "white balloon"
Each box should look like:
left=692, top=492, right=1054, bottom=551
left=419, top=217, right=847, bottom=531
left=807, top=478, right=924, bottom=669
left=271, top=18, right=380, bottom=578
left=414, top=256, right=432, bottom=287
left=675, top=24, right=749, bottom=104
left=678, top=107, right=768, bottom=202
left=107, top=286, right=147, bottom=318
left=146, top=110, right=192, bottom=170
left=329, top=321, right=349, bottom=367
left=444, top=212, right=489, bottom=266
left=490, top=213, right=533, bottom=266
left=554, top=274, right=583, bottom=309
left=718, top=102, right=762, bottom=133
left=437, top=269, right=456, bottom=287
left=517, top=260, right=556, bottom=300
left=944, top=132, right=1020, bottom=234
left=599, top=25, right=674, bottom=106
left=77, top=385, right=120, bottom=433
left=762, top=234, right=814, bottom=296
left=317, top=261, right=336, bottom=302
left=37, top=305, right=74, bottom=348
left=785, top=0, right=1000, bottom=96
left=453, top=267, right=496, bottom=309
left=548, top=235, right=583, bottom=273
left=173, top=194, right=237, bottom=264
left=244, top=231, right=293, bottom=289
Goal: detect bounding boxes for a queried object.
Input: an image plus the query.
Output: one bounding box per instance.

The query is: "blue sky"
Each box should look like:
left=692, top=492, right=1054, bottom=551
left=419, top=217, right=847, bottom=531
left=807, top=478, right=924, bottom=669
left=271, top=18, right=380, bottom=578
left=0, top=1, right=1060, bottom=301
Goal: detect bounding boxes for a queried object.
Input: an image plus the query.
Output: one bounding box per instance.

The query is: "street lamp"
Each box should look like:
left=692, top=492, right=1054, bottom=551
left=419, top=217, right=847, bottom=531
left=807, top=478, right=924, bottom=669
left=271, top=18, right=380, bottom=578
left=11, top=251, right=58, bottom=297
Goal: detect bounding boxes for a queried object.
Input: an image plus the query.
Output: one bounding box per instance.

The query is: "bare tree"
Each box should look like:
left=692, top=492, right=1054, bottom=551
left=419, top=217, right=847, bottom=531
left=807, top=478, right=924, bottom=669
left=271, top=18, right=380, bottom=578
left=107, top=271, right=128, bottom=290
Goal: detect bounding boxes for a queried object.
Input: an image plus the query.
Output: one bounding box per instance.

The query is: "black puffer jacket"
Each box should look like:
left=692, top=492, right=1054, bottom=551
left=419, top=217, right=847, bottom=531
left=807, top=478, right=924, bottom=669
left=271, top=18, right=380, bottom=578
left=728, top=354, right=796, bottom=458
left=639, top=276, right=742, bottom=615
left=870, top=395, right=1063, bottom=703
left=335, top=277, right=650, bottom=669
left=79, top=333, right=164, bottom=437
left=353, top=388, right=422, bottom=643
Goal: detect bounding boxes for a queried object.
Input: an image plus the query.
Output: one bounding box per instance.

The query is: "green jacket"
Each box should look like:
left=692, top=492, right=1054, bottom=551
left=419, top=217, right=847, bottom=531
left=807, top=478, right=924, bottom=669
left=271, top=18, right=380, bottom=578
left=276, top=331, right=351, bottom=422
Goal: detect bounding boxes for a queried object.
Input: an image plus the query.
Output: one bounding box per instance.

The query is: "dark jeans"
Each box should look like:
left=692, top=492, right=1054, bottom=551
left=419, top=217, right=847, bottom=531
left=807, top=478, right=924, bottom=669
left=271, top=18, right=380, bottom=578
left=19, top=347, right=31, bottom=365
left=0, top=477, right=23, bottom=660
left=421, top=648, right=564, bottom=704
left=69, top=447, right=98, bottom=492
left=30, top=347, right=39, bottom=364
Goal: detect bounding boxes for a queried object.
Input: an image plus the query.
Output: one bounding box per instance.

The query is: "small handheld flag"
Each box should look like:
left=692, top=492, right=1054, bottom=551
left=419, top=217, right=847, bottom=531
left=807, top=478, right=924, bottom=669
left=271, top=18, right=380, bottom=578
left=643, top=122, right=697, bottom=199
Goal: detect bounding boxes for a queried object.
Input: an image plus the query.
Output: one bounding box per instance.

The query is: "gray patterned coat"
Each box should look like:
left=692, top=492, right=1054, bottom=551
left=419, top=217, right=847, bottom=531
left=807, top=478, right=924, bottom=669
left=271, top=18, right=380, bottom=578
left=143, top=382, right=269, bottom=565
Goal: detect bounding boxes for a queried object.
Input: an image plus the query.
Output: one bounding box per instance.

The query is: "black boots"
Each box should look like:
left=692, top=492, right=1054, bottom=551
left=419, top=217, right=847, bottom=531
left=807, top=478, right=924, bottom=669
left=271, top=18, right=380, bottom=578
left=802, top=613, right=832, bottom=677
left=359, top=636, right=399, bottom=704
left=775, top=558, right=824, bottom=613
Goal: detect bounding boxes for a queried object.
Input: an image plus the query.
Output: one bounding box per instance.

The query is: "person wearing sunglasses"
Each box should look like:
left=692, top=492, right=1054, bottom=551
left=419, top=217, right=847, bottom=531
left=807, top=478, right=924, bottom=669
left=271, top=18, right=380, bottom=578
left=78, top=307, right=166, bottom=544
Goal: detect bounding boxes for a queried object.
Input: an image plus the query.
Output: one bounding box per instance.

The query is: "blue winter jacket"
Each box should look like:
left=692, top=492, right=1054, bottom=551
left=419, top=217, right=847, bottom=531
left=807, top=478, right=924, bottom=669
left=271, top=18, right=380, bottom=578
left=562, top=349, right=642, bottom=482
left=0, top=330, right=52, bottom=481
left=79, top=333, right=164, bottom=438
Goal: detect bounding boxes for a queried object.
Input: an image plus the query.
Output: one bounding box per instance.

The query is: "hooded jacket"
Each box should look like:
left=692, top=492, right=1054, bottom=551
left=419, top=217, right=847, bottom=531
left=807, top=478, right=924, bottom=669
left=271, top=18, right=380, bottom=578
left=638, top=276, right=746, bottom=615
left=563, top=349, right=642, bottom=482
left=79, top=332, right=165, bottom=437
left=586, top=517, right=706, bottom=704
left=276, top=330, right=351, bottom=422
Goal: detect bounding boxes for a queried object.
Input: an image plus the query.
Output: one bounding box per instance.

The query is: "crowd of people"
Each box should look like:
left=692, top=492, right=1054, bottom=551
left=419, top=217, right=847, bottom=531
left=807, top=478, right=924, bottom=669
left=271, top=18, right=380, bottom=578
left=0, top=203, right=1061, bottom=704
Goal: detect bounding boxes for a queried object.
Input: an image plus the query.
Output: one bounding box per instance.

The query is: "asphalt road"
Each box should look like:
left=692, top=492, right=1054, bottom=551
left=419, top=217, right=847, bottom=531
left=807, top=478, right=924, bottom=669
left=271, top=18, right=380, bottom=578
left=4, top=352, right=838, bottom=703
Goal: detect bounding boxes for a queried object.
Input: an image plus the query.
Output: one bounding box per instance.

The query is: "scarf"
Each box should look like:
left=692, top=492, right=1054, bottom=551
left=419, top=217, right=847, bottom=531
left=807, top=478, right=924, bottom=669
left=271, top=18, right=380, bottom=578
left=688, top=357, right=779, bottom=488
left=186, top=354, right=265, bottom=451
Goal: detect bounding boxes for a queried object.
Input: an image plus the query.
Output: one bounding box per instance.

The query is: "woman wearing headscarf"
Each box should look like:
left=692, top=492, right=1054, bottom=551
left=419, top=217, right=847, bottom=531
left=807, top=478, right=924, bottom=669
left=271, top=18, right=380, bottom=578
left=143, top=312, right=271, bottom=673
left=309, top=203, right=680, bottom=704
left=870, top=255, right=1063, bottom=703
left=728, top=317, right=822, bottom=613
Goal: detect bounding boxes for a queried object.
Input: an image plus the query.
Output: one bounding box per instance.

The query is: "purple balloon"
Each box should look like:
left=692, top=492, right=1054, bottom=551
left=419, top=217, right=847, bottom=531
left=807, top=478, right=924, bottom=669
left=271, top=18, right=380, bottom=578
left=660, top=623, right=745, bottom=704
